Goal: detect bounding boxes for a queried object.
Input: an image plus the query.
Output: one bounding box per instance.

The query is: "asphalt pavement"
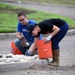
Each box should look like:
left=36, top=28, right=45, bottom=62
left=0, top=1, right=75, bottom=75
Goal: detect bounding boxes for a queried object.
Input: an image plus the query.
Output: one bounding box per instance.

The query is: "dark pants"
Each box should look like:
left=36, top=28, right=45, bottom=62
left=14, top=39, right=30, bottom=55
left=52, top=23, right=69, bottom=50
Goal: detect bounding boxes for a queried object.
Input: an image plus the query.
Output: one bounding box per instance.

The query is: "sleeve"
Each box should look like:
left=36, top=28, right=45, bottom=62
left=17, top=22, right=22, bottom=32
left=39, top=21, right=53, bottom=32
left=39, top=34, right=43, bottom=40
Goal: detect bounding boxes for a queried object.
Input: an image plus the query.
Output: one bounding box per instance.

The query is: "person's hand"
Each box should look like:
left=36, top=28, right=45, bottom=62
left=20, top=37, right=26, bottom=47
left=25, top=51, right=33, bottom=56
left=45, top=35, right=52, bottom=43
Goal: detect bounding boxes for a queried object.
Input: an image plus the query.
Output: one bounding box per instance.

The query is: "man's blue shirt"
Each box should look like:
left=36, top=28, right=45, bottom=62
left=17, top=20, right=42, bottom=44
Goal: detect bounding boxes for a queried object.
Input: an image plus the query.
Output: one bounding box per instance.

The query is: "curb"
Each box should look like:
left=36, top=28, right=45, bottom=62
left=66, top=29, right=75, bottom=35
left=0, top=33, right=16, bottom=39
left=0, top=29, right=75, bottom=40
left=0, top=59, right=49, bottom=71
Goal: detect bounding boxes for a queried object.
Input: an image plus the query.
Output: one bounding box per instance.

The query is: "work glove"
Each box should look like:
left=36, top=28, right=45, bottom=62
left=25, top=51, right=33, bottom=56
left=20, top=37, right=29, bottom=47
left=45, top=35, right=52, bottom=43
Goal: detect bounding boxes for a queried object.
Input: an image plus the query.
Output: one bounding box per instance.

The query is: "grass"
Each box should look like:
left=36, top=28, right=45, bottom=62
left=0, top=2, right=75, bottom=33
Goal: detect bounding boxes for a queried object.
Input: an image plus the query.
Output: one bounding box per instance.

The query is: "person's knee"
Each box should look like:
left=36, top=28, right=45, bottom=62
left=52, top=44, right=59, bottom=50
left=14, top=39, right=20, bottom=45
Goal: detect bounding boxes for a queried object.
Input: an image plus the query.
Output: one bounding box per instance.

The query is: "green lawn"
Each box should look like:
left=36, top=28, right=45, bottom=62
left=0, top=2, right=75, bottom=33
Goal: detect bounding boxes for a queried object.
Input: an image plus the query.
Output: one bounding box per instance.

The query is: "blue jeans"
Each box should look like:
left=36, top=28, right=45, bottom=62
left=51, top=23, right=69, bottom=50
left=14, top=39, right=31, bottom=55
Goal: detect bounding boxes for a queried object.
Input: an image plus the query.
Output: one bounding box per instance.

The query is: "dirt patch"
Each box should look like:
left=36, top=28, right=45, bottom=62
left=28, top=64, right=75, bottom=71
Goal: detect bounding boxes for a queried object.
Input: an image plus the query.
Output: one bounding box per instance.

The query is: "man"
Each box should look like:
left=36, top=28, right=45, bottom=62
left=14, top=11, right=42, bottom=55
left=26, top=18, right=69, bottom=66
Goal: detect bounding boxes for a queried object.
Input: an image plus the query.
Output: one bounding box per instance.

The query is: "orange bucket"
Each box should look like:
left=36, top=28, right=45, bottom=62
left=11, top=41, right=22, bottom=55
left=36, top=39, right=53, bottom=59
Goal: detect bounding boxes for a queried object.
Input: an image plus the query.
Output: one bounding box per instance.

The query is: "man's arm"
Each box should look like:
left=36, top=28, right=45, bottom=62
left=29, top=38, right=38, bottom=53
left=25, top=38, right=39, bottom=56
left=50, top=25, right=60, bottom=37
left=16, top=32, right=23, bottom=39
left=45, top=25, right=60, bottom=43
left=16, top=32, right=28, bottom=47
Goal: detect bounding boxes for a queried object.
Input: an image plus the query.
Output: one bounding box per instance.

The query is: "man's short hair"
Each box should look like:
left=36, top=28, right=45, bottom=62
left=18, top=11, right=26, bottom=17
